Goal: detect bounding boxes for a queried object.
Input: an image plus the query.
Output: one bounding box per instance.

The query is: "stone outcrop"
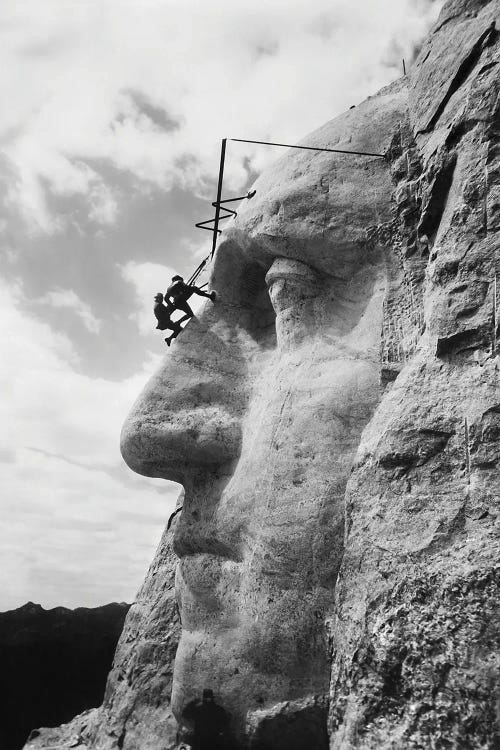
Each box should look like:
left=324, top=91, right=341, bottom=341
left=24, top=1, right=500, bottom=748
left=0, top=601, right=129, bottom=750
left=329, top=2, right=500, bottom=747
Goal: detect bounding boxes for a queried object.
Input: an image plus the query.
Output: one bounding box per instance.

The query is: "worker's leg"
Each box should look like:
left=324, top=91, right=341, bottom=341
left=192, top=287, right=216, bottom=301
left=165, top=329, right=179, bottom=345
left=165, top=320, right=182, bottom=346
left=175, top=298, right=194, bottom=324
left=164, top=302, right=176, bottom=317
left=166, top=319, right=182, bottom=332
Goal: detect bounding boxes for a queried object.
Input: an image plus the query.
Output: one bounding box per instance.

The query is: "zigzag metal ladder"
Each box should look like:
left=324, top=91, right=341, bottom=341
left=189, top=190, right=256, bottom=286
left=195, top=192, right=256, bottom=236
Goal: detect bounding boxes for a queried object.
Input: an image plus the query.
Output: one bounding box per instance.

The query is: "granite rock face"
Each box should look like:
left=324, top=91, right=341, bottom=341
left=24, top=1, right=500, bottom=748
left=329, top=2, right=500, bottom=747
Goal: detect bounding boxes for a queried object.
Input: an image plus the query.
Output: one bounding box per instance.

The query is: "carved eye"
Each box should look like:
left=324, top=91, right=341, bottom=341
left=265, top=258, right=319, bottom=312
left=264, top=258, right=321, bottom=349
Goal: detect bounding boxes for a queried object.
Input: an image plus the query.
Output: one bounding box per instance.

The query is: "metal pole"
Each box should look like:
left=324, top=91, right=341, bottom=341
left=403, top=59, right=406, bottom=76
left=211, top=138, right=227, bottom=258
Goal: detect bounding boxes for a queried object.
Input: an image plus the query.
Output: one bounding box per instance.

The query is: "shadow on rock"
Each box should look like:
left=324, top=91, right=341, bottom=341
left=180, top=689, right=237, bottom=750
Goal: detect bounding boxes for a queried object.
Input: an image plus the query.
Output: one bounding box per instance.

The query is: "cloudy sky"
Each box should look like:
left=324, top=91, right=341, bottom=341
left=0, top=0, right=443, bottom=611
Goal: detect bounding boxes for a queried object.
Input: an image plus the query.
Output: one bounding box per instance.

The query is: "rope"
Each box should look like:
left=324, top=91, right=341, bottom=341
left=230, top=137, right=386, bottom=159
left=187, top=258, right=209, bottom=286
left=167, top=506, right=183, bottom=530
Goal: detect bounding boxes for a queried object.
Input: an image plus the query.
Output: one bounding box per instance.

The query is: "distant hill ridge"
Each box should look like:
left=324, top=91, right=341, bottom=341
left=0, top=600, right=130, bottom=750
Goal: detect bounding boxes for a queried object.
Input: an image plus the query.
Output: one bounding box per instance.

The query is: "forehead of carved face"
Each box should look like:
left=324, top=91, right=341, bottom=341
left=121, top=79, right=407, bottom=735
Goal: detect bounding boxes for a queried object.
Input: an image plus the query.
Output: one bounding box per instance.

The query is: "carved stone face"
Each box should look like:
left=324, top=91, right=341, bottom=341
left=121, top=80, right=407, bottom=741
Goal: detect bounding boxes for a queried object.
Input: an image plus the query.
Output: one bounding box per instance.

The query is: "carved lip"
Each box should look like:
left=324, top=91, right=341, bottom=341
left=173, top=528, right=243, bottom=562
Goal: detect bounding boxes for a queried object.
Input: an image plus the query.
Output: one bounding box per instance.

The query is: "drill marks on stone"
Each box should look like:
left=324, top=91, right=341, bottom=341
left=464, top=417, right=471, bottom=485
left=380, top=124, right=427, bottom=383
left=320, top=174, right=331, bottom=239
left=483, top=164, right=489, bottom=232
left=418, top=22, right=498, bottom=134
left=492, top=271, right=498, bottom=353
left=381, top=280, right=424, bottom=376
left=487, top=315, right=498, bottom=381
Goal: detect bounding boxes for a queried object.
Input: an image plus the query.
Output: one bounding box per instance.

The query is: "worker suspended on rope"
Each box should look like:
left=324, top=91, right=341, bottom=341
left=165, top=275, right=216, bottom=325
left=153, top=293, right=182, bottom=346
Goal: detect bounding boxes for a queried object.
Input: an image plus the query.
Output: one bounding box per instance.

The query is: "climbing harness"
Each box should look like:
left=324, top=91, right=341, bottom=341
left=184, top=136, right=386, bottom=287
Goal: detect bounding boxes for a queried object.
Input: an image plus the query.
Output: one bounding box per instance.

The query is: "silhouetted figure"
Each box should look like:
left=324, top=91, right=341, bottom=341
left=153, top=293, right=181, bottom=346
left=181, top=689, right=234, bottom=750
left=165, top=276, right=216, bottom=324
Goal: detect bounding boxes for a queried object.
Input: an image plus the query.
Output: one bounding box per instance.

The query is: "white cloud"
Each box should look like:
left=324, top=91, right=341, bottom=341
left=0, top=278, right=158, bottom=467
left=0, top=277, right=179, bottom=609
left=88, top=181, right=119, bottom=225
left=0, top=446, right=178, bottom=609
left=0, top=0, right=443, bottom=233
left=38, top=288, right=102, bottom=334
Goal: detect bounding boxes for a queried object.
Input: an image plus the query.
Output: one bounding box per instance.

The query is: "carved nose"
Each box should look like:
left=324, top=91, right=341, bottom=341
left=120, top=408, right=242, bottom=484
left=120, top=309, right=249, bottom=484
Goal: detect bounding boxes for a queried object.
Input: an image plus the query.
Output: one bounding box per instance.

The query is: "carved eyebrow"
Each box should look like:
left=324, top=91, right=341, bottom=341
left=265, top=258, right=319, bottom=286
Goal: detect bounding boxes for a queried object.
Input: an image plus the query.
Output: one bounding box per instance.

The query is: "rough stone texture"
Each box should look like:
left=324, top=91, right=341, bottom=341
left=24, top=1, right=500, bottom=748
left=0, top=602, right=129, bottom=750
left=329, top=1, right=500, bottom=747
left=23, top=710, right=100, bottom=750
